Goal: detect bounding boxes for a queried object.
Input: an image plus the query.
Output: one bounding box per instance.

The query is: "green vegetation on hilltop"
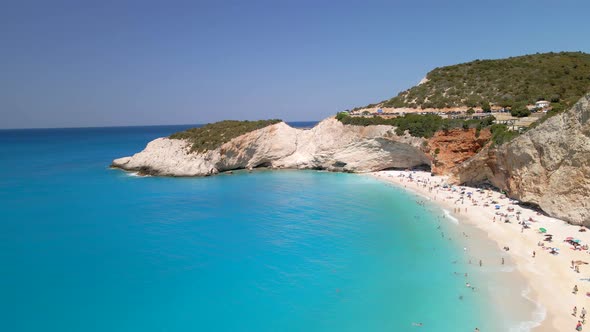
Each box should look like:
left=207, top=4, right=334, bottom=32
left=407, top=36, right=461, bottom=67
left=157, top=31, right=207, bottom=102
left=337, top=111, right=519, bottom=148
left=375, top=52, right=590, bottom=110
left=170, top=119, right=282, bottom=153
left=336, top=112, right=495, bottom=138
left=489, top=124, right=519, bottom=146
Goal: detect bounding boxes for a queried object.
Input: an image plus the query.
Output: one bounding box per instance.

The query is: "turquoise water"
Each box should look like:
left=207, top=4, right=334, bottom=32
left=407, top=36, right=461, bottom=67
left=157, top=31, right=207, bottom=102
left=1, top=125, right=509, bottom=331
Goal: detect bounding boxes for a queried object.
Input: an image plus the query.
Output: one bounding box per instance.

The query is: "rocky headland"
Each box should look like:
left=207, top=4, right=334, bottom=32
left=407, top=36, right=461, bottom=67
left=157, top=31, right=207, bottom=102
left=112, top=118, right=430, bottom=177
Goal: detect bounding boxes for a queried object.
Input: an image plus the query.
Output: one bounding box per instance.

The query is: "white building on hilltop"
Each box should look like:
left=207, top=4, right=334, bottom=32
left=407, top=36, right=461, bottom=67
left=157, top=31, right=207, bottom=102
left=535, top=100, right=551, bottom=109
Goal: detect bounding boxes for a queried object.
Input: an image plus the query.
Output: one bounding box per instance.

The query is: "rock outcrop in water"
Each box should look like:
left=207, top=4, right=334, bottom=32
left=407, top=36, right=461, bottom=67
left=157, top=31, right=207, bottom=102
left=452, top=93, right=590, bottom=225
left=112, top=118, right=430, bottom=176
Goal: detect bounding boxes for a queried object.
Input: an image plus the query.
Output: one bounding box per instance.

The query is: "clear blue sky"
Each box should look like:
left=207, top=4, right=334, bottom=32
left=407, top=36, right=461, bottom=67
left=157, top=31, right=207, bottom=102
left=1, top=0, right=589, bottom=129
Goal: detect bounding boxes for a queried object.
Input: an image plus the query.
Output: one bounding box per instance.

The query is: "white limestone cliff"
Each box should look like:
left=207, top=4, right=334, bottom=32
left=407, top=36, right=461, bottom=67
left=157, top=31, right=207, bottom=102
left=112, top=118, right=430, bottom=177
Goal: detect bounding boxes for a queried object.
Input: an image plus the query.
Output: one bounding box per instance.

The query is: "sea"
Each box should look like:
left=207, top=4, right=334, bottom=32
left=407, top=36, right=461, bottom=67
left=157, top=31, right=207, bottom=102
left=0, top=123, right=540, bottom=331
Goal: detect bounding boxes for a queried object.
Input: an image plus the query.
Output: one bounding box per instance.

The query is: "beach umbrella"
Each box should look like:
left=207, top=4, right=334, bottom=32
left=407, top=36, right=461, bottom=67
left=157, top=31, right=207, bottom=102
left=495, top=205, right=501, bottom=209
left=566, top=237, right=575, bottom=240
left=574, top=239, right=582, bottom=243
left=539, top=228, right=547, bottom=233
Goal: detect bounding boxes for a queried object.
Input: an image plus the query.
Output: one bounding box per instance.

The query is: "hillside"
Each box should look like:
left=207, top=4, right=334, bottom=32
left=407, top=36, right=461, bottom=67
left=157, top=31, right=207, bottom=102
left=370, top=52, right=590, bottom=110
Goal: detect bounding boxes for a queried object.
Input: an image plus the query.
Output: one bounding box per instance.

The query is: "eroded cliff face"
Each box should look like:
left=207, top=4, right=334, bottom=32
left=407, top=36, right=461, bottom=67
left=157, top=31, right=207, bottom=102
left=427, top=128, right=492, bottom=175
left=452, top=94, right=590, bottom=225
left=112, top=118, right=430, bottom=176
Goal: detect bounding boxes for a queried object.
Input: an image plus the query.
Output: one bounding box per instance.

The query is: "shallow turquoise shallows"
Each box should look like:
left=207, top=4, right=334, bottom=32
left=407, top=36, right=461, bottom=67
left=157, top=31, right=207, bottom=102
left=1, top=125, right=508, bottom=331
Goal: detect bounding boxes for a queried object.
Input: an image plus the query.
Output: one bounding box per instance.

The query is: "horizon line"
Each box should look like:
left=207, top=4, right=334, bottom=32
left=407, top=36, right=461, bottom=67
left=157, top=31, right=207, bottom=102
left=0, top=120, right=321, bottom=131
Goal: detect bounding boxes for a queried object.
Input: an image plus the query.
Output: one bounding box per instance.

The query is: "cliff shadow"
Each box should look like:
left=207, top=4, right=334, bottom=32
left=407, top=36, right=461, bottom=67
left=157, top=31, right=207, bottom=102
left=381, top=164, right=432, bottom=172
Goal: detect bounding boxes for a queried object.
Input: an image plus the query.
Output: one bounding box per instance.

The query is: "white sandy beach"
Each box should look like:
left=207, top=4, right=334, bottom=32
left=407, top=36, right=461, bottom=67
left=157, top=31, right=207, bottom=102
left=370, top=170, right=590, bottom=332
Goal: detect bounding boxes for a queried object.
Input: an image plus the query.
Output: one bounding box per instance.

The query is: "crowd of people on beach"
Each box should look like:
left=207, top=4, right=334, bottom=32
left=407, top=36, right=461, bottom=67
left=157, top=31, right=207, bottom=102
left=375, top=170, right=590, bottom=331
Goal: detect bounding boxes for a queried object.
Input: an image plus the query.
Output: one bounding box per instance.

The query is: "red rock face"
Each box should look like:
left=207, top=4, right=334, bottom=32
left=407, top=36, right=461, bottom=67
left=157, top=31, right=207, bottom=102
left=426, top=128, right=492, bottom=175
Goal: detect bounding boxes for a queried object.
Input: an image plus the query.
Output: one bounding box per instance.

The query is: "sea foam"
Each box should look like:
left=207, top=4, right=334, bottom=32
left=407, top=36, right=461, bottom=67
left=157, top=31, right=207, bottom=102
left=443, top=208, right=459, bottom=224
left=508, top=287, right=547, bottom=332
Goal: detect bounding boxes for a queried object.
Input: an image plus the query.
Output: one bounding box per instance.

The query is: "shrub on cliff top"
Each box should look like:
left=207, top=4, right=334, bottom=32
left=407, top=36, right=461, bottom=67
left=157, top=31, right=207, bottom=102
left=528, top=102, right=568, bottom=130
left=338, top=113, right=443, bottom=138
left=337, top=113, right=498, bottom=140
left=490, top=124, right=519, bottom=146
left=510, top=104, right=532, bottom=117
left=393, top=114, right=443, bottom=138
left=335, top=112, right=349, bottom=121
left=170, top=119, right=282, bottom=153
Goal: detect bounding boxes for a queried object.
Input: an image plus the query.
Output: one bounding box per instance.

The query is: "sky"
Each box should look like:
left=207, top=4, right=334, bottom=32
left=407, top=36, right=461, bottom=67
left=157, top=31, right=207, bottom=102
left=1, top=0, right=590, bottom=129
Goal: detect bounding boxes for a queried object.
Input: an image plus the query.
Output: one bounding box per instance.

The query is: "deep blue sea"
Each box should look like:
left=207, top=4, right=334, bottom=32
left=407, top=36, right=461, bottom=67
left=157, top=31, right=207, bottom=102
left=0, top=123, right=534, bottom=331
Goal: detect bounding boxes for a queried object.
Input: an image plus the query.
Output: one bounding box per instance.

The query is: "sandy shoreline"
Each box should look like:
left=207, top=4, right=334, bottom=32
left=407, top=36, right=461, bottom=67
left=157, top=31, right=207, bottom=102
left=369, top=170, right=590, bottom=332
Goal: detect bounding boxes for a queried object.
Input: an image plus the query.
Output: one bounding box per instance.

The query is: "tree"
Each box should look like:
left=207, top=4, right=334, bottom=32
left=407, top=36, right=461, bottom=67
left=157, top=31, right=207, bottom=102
left=481, top=115, right=496, bottom=126
left=442, top=122, right=450, bottom=133
left=335, top=112, right=349, bottom=121
left=510, top=104, right=531, bottom=117
left=481, top=101, right=491, bottom=113
left=466, top=108, right=475, bottom=115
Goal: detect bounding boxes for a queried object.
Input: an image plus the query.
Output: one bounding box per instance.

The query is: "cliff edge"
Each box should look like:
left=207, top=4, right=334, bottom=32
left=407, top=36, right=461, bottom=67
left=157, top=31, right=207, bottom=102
left=452, top=93, right=590, bottom=225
